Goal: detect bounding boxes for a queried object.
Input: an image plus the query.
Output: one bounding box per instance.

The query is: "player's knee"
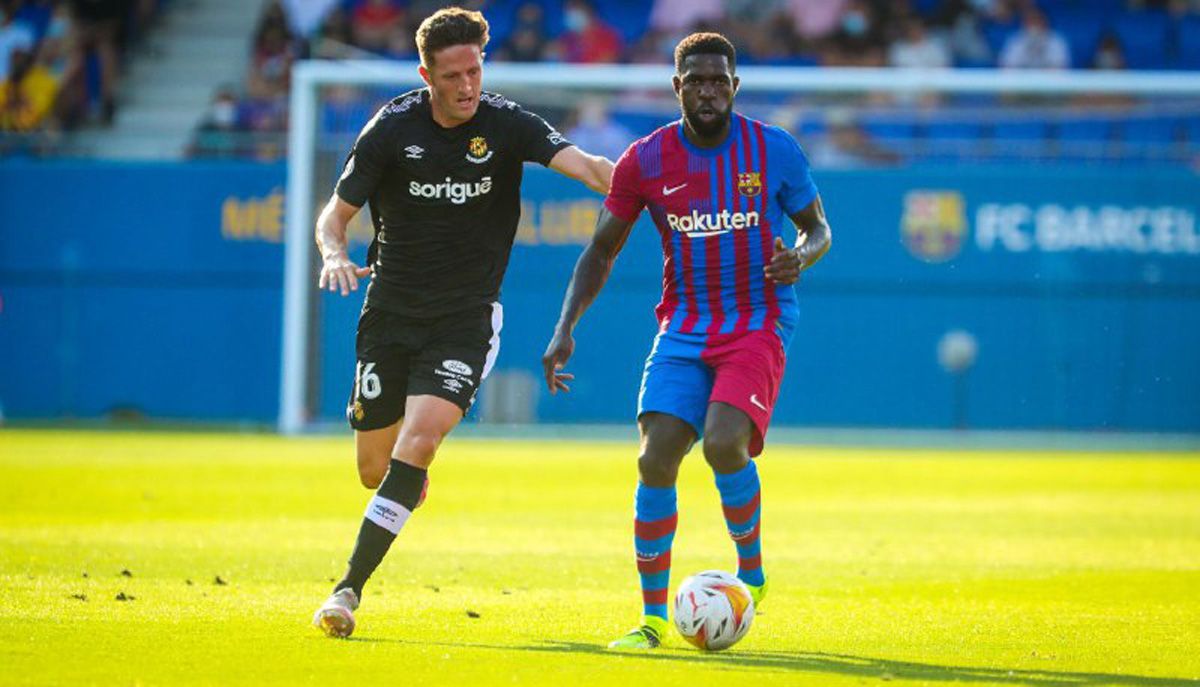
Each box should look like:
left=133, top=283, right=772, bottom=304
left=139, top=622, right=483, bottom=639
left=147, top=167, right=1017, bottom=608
left=394, top=431, right=442, bottom=466
left=638, top=452, right=680, bottom=487
left=702, top=431, right=749, bottom=473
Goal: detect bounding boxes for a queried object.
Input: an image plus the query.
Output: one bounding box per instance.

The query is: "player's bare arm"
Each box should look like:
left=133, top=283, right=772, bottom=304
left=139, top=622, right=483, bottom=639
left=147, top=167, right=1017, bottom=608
left=315, top=195, right=371, bottom=296
left=542, top=207, right=635, bottom=393
left=764, top=194, right=832, bottom=285
left=548, top=145, right=615, bottom=196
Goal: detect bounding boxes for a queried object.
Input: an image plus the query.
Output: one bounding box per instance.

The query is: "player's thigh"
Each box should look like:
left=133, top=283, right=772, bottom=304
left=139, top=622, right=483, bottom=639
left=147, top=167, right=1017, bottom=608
left=706, top=329, right=786, bottom=457
left=347, top=307, right=412, bottom=433
left=406, top=304, right=499, bottom=419
left=637, top=335, right=713, bottom=443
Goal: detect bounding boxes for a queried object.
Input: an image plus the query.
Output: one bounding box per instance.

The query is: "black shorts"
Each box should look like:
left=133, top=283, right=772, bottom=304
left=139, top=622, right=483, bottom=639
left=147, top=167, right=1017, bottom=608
left=346, top=303, right=502, bottom=431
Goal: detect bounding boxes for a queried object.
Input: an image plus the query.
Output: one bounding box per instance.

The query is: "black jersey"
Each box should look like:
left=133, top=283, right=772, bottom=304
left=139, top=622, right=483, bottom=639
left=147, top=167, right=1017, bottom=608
left=335, top=88, right=572, bottom=317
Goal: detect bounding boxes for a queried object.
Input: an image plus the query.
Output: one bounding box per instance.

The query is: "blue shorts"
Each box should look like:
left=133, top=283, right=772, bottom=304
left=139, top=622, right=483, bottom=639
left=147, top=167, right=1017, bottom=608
left=637, top=327, right=788, bottom=457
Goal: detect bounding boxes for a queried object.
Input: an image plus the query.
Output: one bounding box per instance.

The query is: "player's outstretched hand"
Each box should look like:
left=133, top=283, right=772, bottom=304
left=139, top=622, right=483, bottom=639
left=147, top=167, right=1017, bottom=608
left=541, top=330, right=576, bottom=394
left=318, top=252, right=372, bottom=296
left=764, top=237, right=802, bottom=285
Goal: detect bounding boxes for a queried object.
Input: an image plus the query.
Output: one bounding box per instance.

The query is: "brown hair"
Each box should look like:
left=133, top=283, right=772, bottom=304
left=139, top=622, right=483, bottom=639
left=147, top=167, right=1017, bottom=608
left=416, top=7, right=490, bottom=68
left=674, top=32, right=736, bottom=74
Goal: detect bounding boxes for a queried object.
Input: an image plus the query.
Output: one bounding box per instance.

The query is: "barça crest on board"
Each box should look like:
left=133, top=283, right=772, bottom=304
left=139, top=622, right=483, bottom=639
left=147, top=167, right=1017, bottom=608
left=466, top=136, right=493, bottom=163
left=901, top=190, right=966, bottom=263
left=737, top=172, right=762, bottom=197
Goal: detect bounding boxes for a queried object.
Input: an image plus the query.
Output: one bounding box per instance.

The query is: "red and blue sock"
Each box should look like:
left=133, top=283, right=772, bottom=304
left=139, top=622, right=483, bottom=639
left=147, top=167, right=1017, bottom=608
left=634, top=483, right=677, bottom=622
left=715, top=461, right=764, bottom=587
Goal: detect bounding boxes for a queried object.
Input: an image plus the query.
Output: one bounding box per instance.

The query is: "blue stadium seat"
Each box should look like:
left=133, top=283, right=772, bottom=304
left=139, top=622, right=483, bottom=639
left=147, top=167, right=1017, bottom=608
left=990, top=119, right=1049, bottom=142
left=1177, top=16, right=1200, bottom=70
left=1055, top=119, right=1114, bottom=142
left=1111, top=11, right=1171, bottom=70
left=1044, top=10, right=1106, bottom=68
left=982, top=21, right=1020, bottom=58
left=593, top=1, right=652, bottom=45
left=1117, top=119, right=1180, bottom=145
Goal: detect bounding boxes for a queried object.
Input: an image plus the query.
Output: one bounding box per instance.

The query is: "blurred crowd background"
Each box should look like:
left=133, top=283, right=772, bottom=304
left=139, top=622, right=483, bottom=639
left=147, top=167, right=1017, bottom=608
left=3, top=0, right=1200, bottom=164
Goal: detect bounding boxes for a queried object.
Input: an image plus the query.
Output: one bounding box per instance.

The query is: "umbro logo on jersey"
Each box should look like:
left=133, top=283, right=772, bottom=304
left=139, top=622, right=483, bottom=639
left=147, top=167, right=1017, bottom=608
left=405, top=145, right=424, bottom=159
left=663, top=183, right=688, bottom=196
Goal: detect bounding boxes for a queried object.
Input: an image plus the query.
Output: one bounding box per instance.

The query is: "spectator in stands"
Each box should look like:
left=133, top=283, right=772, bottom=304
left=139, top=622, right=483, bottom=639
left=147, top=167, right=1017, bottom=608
left=823, top=0, right=887, bottom=66
left=68, top=0, right=129, bottom=124
left=647, top=0, right=725, bottom=35
left=999, top=8, right=1070, bottom=70
left=889, top=17, right=951, bottom=69
left=564, top=97, right=632, bottom=161
left=495, top=2, right=551, bottom=62
left=247, top=6, right=295, bottom=100
left=0, top=45, right=57, bottom=131
left=311, top=8, right=356, bottom=60
left=0, top=1, right=35, bottom=81
left=931, top=0, right=992, bottom=67
left=784, top=0, right=850, bottom=41
left=352, top=0, right=402, bottom=54
left=559, top=0, right=623, bottom=64
left=1091, top=32, right=1127, bottom=70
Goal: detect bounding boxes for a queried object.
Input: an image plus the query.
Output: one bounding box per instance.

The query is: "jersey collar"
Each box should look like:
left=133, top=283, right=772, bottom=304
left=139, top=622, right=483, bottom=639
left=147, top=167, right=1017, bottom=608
left=676, top=113, right=740, bottom=158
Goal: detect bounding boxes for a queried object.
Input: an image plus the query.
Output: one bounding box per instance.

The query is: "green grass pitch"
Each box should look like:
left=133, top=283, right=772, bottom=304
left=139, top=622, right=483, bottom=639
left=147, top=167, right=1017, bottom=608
left=1, top=429, right=1198, bottom=686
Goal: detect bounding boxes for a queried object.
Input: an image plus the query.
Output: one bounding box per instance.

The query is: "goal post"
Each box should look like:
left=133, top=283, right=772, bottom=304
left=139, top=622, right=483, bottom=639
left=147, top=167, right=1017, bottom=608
left=280, top=61, right=1200, bottom=434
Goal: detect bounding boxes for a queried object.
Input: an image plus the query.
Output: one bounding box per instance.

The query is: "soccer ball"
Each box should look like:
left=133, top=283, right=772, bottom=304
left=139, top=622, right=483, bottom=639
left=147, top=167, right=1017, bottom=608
left=673, top=570, right=755, bottom=651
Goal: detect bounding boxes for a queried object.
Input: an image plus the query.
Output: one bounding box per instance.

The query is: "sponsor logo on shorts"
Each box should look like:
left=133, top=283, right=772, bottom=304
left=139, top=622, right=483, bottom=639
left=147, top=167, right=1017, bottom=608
left=547, top=131, right=566, bottom=146
left=443, top=360, right=473, bottom=376
left=749, top=394, right=768, bottom=412
left=442, top=378, right=464, bottom=393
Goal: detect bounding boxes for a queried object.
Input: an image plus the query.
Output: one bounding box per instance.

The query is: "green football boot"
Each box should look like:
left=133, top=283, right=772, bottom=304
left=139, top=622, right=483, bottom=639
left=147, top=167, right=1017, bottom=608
left=745, top=575, right=769, bottom=608
left=608, top=615, right=670, bottom=649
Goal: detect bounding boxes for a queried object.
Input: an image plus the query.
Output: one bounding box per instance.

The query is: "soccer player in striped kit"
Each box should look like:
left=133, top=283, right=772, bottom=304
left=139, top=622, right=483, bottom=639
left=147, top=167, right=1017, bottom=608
left=542, top=32, right=832, bottom=649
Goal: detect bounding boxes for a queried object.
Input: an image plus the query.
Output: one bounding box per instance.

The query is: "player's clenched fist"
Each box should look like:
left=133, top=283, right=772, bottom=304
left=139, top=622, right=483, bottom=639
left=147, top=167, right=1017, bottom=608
left=541, top=330, right=576, bottom=394
left=318, top=252, right=371, bottom=296
left=764, top=237, right=803, bottom=285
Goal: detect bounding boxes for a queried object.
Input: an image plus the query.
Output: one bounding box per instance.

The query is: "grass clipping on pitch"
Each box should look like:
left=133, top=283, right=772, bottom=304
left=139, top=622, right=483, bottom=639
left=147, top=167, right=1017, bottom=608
left=0, top=430, right=1198, bottom=686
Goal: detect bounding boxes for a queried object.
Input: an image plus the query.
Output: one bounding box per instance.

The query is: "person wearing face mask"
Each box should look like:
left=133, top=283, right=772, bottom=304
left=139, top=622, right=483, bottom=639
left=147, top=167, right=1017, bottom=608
left=999, top=8, right=1070, bottom=70
left=1091, top=33, right=1127, bottom=71
left=826, top=0, right=886, bottom=66
left=560, top=0, right=623, bottom=64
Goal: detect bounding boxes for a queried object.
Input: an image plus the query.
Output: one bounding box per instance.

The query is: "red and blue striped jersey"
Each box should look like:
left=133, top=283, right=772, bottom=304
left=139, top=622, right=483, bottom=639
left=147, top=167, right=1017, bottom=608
left=605, top=113, right=817, bottom=340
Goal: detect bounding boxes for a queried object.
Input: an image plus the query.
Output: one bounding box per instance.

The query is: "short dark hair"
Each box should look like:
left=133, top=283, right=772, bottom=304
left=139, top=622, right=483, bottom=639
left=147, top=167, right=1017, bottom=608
left=416, top=7, right=490, bottom=68
left=674, top=32, right=736, bottom=74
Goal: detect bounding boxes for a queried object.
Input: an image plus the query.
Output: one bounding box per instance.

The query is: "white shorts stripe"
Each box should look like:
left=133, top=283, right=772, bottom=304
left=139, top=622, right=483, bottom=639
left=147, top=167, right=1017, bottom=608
left=480, top=302, right=503, bottom=381
left=363, top=495, right=411, bottom=535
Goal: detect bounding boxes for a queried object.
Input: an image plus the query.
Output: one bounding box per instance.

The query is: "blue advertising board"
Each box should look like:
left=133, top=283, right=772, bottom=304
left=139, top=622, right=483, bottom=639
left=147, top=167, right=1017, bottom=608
left=2, top=160, right=1197, bottom=431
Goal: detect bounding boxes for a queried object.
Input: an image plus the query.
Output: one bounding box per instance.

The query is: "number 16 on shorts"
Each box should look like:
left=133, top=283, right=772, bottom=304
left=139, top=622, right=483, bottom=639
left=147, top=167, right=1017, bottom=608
left=356, top=362, right=382, bottom=400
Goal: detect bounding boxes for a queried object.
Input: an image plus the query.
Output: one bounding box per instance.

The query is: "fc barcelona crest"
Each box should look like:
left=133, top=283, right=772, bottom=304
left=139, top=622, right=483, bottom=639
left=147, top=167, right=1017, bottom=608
left=466, top=136, right=493, bottom=163
left=738, top=172, right=762, bottom=197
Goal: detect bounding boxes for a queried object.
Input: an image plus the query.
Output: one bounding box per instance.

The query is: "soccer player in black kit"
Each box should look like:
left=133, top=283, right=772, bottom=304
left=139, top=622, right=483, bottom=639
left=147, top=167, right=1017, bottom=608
left=311, top=7, right=614, bottom=638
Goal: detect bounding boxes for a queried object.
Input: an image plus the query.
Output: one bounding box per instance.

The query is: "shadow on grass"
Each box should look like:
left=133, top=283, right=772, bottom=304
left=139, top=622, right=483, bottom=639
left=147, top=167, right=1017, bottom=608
left=354, top=637, right=1195, bottom=686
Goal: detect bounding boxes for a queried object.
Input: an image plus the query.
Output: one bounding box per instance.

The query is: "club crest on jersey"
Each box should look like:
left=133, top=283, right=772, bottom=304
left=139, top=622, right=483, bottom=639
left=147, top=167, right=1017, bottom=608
left=466, top=136, right=493, bottom=164
left=738, top=172, right=762, bottom=197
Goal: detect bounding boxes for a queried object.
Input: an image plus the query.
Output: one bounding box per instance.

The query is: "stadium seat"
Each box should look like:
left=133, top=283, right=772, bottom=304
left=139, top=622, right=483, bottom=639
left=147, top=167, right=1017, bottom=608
left=1111, top=11, right=1172, bottom=69
left=1044, top=10, right=1106, bottom=68
left=594, top=1, right=652, bottom=45
left=1176, top=16, right=1200, bottom=70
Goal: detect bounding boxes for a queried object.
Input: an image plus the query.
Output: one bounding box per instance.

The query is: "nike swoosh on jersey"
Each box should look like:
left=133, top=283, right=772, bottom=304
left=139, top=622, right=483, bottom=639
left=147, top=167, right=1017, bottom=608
left=662, top=183, right=688, bottom=196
